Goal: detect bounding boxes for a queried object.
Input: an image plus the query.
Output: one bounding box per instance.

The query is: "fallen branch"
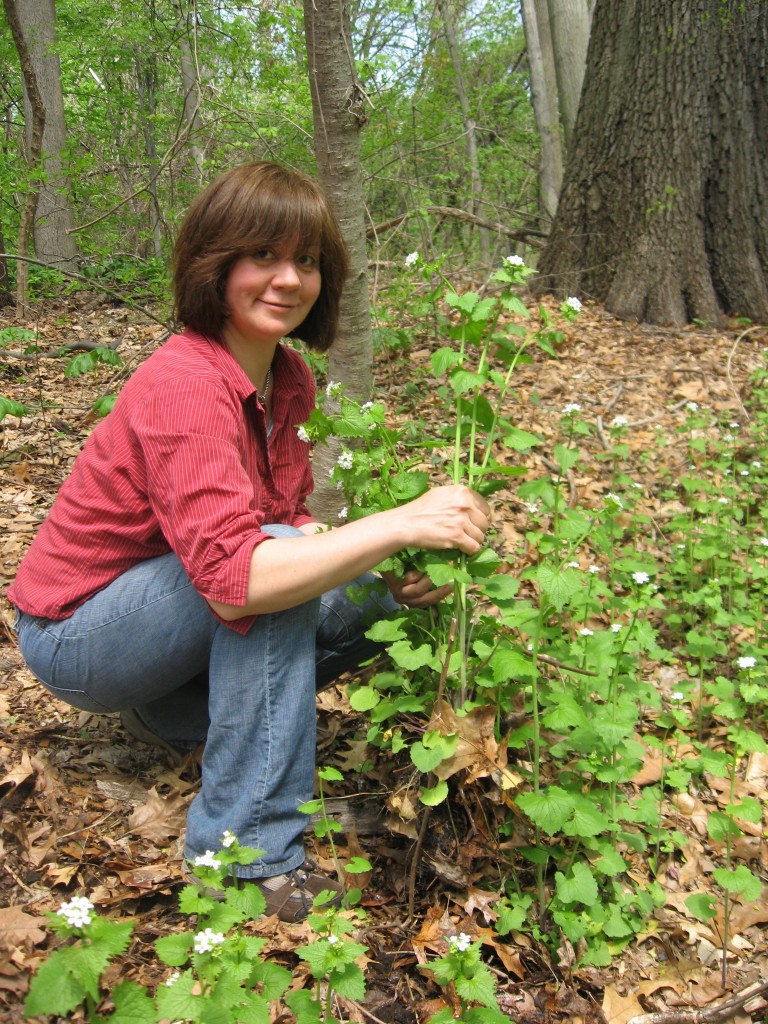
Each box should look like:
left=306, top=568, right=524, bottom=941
left=367, top=206, right=547, bottom=245
left=627, top=979, right=768, bottom=1024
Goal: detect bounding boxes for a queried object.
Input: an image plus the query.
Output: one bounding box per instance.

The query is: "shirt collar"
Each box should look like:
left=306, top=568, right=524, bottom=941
left=182, top=329, right=307, bottom=403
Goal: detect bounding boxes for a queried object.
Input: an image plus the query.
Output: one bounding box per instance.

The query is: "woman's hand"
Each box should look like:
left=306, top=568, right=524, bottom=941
left=394, top=484, right=490, bottom=555
left=382, top=569, right=453, bottom=609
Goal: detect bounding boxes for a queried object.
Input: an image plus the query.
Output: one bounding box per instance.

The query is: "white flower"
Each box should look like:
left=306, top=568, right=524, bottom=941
left=740, top=470, right=749, bottom=476
left=605, top=493, right=623, bottom=509
left=760, top=537, right=768, bottom=547
left=297, top=425, right=310, bottom=443
left=671, top=691, right=685, bottom=701
left=610, top=416, right=628, bottom=428
left=566, top=560, right=580, bottom=569
left=221, top=830, right=236, bottom=848
left=737, top=656, right=757, bottom=669
left=723, top=433, right=734, bottom=443
left=194, top=851, right=222, bottom=870
left=57, top=896, right=94, bottom=929
left=752, top=460, right=761, bottom=469
left=194, top=928, right=226, bottom=955
left=686, top=402, right=699, bottom=412
left=165, top=972, right=181, bottom=987
left=610, top=623, right=622, bottom=633
left=338, top=506, right=349, bottom=521
left=632, top=571, right=650, bottom=585
left=505, top=254, right=525, bottom=267
left=718, top=497, right=729, bottom=505
left=525, top=501, right=540, bottom=515
left=588, top=565, right=600, bottom=575
left=565, top=296, right=582, bottom=312
left=449, top=933, right=472, bottom=952
left=336, top=449, right=353, bottom=470
left=578, top=628, right=594, bottom=637
left=404, top=251, right=419, bottom=267
left=327, top=934, right=340, bottom=945
left=326, top=380, right=343, bottom=397
left=562, top=402, right=581, bottom=415
left=361, top=401, right=374, bottom=412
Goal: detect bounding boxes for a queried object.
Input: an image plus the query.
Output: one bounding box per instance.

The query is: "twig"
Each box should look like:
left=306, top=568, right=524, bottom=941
left=725, top=324, right=765, bottom=421
left=627, top=978, right=768, bottom=1024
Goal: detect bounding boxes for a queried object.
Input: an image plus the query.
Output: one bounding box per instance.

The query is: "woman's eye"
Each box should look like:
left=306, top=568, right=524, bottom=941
left=253, top=248, right=274, bottom=261
left=297, top=253, right=319, bottom=269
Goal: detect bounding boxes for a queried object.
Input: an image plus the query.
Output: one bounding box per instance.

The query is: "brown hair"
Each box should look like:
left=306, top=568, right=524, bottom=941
left=173, top=162, right=349, bottom=351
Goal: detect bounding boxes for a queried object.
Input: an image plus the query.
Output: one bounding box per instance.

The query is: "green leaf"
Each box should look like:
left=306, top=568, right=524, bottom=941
left=517, top=786, right=575, bottom=835
left=24, top=954, right=87, bottom=1018
left=349, top=685, right=381, bottom=711
left=319, top=765, right=344, bottom=782
left=685, top=893, right=718, bottom=921
left=451, top=369, right=486, bottom=394
left=109, top=979, right=158, bottom=1024
left=712, top=865, right=762, bottom=900
left=431, top=346, right=462, bottom=377
left=502, top=426, right=541, bottom=451
left=329, top=962, right=366, bottom=1000
left=344, top=856, right=372, bottom=874
left=555, top=862, right=599, bottom=907
left=420, top=780, right=449, bottom=805
left=455, top=962, right=499, bottom=1008
left=365, top=618, right=408, bottom=642
left=226, top=880, right=267, bottom=919
left=155, top=971, right=203, bottom=1022
left=535, top=565, right=582, bottom=611
left=155, top=931, right=195, bottom=966
left=285, top=988, right=324, bottom=1024
left=92, top=394, right=117, bottom=417
left=552, top=443, right=581, bottom=471
left=0, top=396, right=29, bottom=421
left=388, top=640, right=434, bottom=670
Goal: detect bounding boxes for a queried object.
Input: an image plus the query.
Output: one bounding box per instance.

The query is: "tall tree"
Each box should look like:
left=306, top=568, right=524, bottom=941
left=520, top=0, right=562, bottom=222
left=545, top=0, right=590, bottom=150
left=12, top=0, right=78, bottom=273
left=536, top=0, right=768, bottom=326
left=302, top=0, right=373, bottom=522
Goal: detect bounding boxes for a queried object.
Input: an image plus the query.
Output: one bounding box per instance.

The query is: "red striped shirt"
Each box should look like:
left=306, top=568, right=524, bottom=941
left=8, top=330, right=316, bottom=634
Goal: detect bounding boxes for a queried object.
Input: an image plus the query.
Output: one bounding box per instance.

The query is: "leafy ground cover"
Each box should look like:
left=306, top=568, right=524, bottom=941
left=1, top=291, right=768, bottom=1024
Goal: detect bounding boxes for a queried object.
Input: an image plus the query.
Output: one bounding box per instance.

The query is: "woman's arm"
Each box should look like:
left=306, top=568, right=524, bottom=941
left=207, top=484, right=489, bottom=620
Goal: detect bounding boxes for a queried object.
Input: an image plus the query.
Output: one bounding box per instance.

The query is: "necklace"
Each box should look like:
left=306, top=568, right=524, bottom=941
left=257, top=367, right=272, bottom=405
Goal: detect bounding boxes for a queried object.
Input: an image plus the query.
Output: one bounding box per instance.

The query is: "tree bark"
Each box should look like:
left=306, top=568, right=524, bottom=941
left=3, top=0, right=45, bottom=312
left=174, top=0, right=205, bottom=184
left=546, top=0, right=591, bottom=150
left=536, top=0, right=768, bottom=327
left=13, top=0, right=78, bottom=273
left=520, top=0, right=564, bottom=222
left=302, top=0, right=372, bottom=524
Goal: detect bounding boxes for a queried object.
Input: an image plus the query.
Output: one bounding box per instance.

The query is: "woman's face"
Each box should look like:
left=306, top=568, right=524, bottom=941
left=223, top=240, right=322, bottom=347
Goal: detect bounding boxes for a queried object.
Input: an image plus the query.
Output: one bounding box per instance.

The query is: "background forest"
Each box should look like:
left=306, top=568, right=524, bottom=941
left=3, top=2, right=768, bottom=1024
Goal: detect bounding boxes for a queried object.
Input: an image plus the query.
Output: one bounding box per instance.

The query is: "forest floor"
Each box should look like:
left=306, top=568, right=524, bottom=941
left=1, top=293, right=768, bottom=1024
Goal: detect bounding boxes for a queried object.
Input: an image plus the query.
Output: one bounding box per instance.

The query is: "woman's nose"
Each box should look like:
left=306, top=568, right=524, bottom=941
left=272, top=259, right=301, bottom=287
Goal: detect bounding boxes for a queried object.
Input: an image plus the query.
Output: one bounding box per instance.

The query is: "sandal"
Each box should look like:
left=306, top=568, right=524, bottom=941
left=183, top=857, right=343, bottom=923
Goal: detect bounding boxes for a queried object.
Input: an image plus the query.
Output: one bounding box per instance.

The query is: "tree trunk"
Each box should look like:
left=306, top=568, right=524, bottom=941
left=536, top=0, right=768, bottom=327
left=436, top=0, right=490, bottom=263
left=520, top=0, right=563, bottom=223
left=135, top=57, right=164, bottom=261
left=174, top=0, right=205, bottom=184
left=3, top=0, right=44, bottom=312
left=0, top=222, right=12, bottom=307
left=546, top=0, right=590, bottom=150
left=14, top=0, right=78, bottom=273
left=302, top=0, right=372, bottom=524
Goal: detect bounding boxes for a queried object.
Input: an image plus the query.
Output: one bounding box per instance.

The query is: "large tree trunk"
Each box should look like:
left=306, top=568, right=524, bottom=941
left=536, top=0, right=768, bottom=326
left=302, top=0, right=372, bottom=524
left=14, top=0, right=78, bottom=273
left=520, top=0, right=563, bottom=223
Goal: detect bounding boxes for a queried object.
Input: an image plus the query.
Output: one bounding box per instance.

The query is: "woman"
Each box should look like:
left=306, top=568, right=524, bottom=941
left=9, top=162, right=490, bottom=921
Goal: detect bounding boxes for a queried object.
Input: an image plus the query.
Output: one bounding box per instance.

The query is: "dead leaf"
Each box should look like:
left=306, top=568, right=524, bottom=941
left=602, top=985, right=645, bottom=1024
left=0, top=907, right=47, bottom=952
left=127, top=786, right=188, bottom=843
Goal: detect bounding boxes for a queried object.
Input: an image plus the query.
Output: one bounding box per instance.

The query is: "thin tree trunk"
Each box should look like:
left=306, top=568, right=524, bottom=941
left=302, top=0, right=372, bottom=524
left=14, top=0, right=78, bottom=274
left=521, top=0, right=563, bottom=222
left=3, top=0, right=44, bottom=314
left=436, top=0, right=490, bottom=263
left=174, top=0, right=205, bottom=184
left=546, top=0, right=590, bottom=150
left=135, top=58, right=164, bottom=261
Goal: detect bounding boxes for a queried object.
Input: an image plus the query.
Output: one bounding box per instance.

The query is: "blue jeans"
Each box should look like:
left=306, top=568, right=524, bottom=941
left=13, top=525, right=397, bottom=877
